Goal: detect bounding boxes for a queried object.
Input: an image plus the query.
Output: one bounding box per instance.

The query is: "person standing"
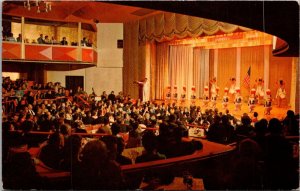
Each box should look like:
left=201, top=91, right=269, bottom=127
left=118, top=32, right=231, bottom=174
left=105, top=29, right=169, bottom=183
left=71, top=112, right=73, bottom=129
left=254, top=78, right=265, bottom=104
left=134, top=77, right=150, bottom=102
left=228, top=77, right=237, bottom=102
left=276, top=80, right=286, bottom=108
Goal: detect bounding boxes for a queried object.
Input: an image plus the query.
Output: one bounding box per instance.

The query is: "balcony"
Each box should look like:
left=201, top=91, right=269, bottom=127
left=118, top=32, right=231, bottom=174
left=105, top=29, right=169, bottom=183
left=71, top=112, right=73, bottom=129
left=2, top=41, right=97, bottom=69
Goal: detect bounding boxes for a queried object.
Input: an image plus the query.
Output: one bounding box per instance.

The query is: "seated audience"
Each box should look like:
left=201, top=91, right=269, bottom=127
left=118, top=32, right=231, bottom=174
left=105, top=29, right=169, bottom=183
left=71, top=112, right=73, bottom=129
left=73, top=140, right=125, bottom=189
left=59, top=134, right=82, bottom=171
left=37, top=34, right=45, bottom=44
left=116, top=137, right=132, bottom=165
left=39, top=132, right=64, bottom=169
left=228, top=138, right=263, bottom=189
left=60, top=37, right=68, bottom=45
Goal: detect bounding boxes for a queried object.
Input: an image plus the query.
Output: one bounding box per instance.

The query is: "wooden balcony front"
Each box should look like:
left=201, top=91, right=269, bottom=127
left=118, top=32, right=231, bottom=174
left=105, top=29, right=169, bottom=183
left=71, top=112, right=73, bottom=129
left=2, top=41, right=97, bottom=68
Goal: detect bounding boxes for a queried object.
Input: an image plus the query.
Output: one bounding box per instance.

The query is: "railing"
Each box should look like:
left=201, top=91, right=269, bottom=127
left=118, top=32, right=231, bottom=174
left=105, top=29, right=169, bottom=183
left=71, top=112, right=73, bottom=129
left=2, top=41, right=97, bottom=64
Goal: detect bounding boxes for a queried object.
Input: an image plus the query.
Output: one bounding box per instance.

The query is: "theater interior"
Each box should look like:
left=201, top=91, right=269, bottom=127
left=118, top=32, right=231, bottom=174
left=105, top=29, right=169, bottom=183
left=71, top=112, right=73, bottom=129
left=2, top=1, right=299, bottom=190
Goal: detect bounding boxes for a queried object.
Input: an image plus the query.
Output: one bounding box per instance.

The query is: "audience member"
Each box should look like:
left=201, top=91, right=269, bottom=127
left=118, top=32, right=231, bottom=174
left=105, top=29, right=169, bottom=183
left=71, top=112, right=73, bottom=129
left=39, top=132, right=64, bottom=169
left=73, top=140, right=125, bottom=189
left=60, top=37, right=68, bottom=45
left=37, top=34, right=45, bottom=44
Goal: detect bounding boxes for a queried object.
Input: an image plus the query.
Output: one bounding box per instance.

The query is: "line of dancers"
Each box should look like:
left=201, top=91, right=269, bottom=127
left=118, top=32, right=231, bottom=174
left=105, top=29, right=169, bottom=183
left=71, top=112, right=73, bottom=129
left=165, top=77, right=287, bottom=115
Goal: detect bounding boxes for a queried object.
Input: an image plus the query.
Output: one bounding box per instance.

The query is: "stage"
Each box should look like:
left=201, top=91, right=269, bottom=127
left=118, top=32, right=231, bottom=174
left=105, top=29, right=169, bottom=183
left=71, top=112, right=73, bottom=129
left=154, top=98, right=290, bottom=121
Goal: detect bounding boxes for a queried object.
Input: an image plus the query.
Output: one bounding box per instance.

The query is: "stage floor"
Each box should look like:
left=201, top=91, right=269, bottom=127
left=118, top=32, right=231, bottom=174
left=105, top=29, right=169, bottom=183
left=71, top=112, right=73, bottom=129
left=155, top=99, right=290, bottom=121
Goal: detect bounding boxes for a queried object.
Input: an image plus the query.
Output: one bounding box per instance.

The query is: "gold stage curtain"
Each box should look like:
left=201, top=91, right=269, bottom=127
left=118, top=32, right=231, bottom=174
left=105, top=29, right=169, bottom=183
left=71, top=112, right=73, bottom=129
left=152, top=42, right=170, bottom=100
left=193, top=48, right=202, bottom=98
left=269, top=49, right=293, bottom=105
left=217, top=48, right=237, bottom=95
left=240, top=46, right=264, bottom=98
left=169, top=45, right=194, bottom=99
left=139, top=13, right=251, bottom=42
left=151, top=43, right=170, bottom=99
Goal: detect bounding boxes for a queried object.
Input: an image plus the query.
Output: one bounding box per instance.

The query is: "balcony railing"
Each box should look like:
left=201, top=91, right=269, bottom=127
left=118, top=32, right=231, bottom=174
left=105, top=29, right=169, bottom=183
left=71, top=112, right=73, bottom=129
left=2, top=41, right=97, bottom=64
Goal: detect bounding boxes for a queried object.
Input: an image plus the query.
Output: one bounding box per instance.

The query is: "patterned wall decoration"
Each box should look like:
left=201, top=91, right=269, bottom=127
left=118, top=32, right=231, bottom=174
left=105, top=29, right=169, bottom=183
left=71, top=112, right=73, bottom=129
left=3, top=42, right=21, bottom=59
left=25, top=44, right=52, bottom=60
left=82, top=48, right=94, bottom=63
left=52, top=46, right=77, bottom=61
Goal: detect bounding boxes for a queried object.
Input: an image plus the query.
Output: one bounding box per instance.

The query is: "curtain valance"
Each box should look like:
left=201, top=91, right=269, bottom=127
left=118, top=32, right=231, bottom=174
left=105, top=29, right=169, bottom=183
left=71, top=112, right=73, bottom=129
left=138, top=13, right=251, bottom=42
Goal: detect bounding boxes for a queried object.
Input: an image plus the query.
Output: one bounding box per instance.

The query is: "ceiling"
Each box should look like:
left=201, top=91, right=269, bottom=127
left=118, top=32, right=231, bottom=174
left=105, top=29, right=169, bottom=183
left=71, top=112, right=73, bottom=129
left=2, top=1, right=161, bottom=29
left=2, top=1, right=299, bottom=56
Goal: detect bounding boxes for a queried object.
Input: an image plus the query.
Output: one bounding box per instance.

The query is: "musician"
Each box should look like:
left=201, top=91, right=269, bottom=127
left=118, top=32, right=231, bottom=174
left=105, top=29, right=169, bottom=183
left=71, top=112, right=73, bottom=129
left=222, top=88, right=229, bottom=109
left=276, top=80, right=286, bottom=108
left=234, top=88, right=242, bottom=111
left=203, top=85, right=210, bottom=107
left=248, top=88, right=256, bottom=113
left=254, top=78, right=265, bottom=104
left=264, top=89, right=272, bottom=115
left=134, top=78, right=149, bottom=102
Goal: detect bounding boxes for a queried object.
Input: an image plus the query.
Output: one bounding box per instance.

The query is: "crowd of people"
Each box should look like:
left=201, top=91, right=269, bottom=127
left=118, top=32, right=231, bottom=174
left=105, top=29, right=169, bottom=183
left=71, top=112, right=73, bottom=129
left=3, top=33, right=94, bottom=47
left=2, top=77, right=299, bottom=189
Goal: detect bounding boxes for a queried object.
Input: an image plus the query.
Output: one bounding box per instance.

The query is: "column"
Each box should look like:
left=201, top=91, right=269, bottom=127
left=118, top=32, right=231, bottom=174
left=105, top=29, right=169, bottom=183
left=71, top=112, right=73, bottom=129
left=77, top=22, right=82, bottom=61
left=236, top=47, right=241, bottom=87
left=263, top=45, right=270, bottom=90
left=21, top=17, right=25, bottom=59
left=213, top=49, right=218, bottom=78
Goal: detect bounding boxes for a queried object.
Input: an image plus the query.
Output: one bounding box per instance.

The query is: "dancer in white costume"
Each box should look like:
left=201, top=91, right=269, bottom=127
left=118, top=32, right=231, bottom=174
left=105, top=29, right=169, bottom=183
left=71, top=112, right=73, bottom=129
left=203, top=85, right=210, bottom=107
left=228, top=77, right=237, bottom=102
left=264, top=89, right=272, bottom=115
left=276, top=80, right=286, bottom=108
left=222, top=88, right=229, bottom=109
left=210, top=77, right=217, bottom=97
left=234, top=88, right=243, bottom=111
left=254, top=78, right=265, bottom=104
left=210, top=86, right=219, bottom=109
left=134, top=77, right=149, bottom=102
left=248, top=88, right=256, bottom=113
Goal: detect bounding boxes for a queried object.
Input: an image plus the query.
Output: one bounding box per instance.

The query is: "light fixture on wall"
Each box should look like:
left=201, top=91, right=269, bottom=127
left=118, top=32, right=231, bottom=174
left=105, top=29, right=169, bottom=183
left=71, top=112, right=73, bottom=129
left=24, top=0, right=52, bottom=13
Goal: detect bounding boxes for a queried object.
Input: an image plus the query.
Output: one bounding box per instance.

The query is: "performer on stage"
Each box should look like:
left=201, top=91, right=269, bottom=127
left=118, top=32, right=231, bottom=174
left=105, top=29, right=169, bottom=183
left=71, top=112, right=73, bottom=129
left=254, top=78, right=264, bottom=104
left=222, top=88, right=229, bottom=109
left=134, top=77, right=149, bottom=102
left=165, top=86, right=171, bottom=100
left=210, top=86, right=219, bottom=109
left=210, top=77, right=217, bottom=97
left=190, top=86, right=196, bottom=104
left=276, top=79, right=286, bottom=108
left=203, top=85, right=210, bottom=107
left=234, top=88, right=242, bottom=111
left=264, top=89, right=272, bottom=115
left=228, top=77, right=237, bottom=102
left=173, top=85, right=178, bottom=101
left=181, top=86, right=187, bottom=103
left=248, top=88, right=256, bottom=113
